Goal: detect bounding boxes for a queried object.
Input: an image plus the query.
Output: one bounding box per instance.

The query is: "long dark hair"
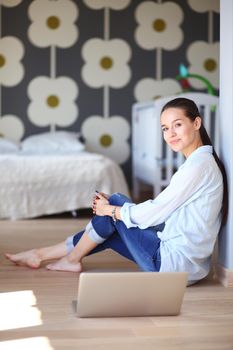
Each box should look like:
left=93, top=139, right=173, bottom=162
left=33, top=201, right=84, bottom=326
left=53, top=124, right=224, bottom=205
left=161, top=97, right=228, bottom=227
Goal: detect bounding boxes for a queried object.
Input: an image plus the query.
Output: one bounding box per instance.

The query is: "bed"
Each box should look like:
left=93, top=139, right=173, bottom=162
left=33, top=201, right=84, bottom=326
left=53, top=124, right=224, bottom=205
left=0, top=132, right=129, bottom=220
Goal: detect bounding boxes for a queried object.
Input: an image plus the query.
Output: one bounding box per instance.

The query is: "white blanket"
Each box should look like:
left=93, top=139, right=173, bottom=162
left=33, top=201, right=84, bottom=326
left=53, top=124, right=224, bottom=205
left=0, top=152, right=129, bottom=220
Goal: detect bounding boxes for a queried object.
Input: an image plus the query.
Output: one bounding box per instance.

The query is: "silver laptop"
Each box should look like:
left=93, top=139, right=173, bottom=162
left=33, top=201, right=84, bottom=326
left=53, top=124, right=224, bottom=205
left=75, top=271, right=188, bottom=318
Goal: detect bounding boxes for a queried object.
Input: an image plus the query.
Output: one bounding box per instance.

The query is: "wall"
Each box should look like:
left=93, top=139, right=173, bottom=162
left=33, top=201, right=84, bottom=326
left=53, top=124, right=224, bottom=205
left=219, top=0, right=233, bottom=271
left=0, top=0, right=220, bottom=186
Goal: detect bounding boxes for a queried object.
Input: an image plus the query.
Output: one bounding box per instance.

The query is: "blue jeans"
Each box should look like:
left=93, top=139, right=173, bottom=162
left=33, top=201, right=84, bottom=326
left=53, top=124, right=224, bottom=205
left=72, top=193, right=163, bottom=272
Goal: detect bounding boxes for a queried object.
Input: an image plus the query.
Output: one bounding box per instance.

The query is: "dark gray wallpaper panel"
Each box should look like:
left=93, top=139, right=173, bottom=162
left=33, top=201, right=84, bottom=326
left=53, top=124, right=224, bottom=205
left=0, top=0, right=220, bottom=185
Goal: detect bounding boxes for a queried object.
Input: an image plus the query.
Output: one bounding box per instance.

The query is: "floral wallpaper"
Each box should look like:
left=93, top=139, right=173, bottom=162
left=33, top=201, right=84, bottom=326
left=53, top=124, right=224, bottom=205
left=0, top=0, right=220, bottom=184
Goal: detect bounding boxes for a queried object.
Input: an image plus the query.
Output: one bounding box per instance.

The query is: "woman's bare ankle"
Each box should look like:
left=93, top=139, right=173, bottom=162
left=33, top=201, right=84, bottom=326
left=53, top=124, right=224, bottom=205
left=36, top=242, right=67, bottom=262
left=36, top=248, right=46, bottom=261
left=67, top=253, right=81, bottom=264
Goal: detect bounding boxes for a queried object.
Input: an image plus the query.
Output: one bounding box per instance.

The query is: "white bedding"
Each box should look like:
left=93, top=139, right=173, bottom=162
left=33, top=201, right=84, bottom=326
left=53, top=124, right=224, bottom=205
left=0, top=152, right=129, bottom=220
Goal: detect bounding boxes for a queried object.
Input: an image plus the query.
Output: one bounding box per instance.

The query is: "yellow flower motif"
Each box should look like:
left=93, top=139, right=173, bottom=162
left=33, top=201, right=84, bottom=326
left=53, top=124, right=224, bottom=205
left=0, top=36, right=24, bottom=87
left=134, top=78, right=181, bottom=102
left=81, top=38, right=131, bottom=88
left=81, top=116, right=130, bottom=164
left=188, top=0, right=219, bottom=13
left=83, top=0, right=131, bottom=10
left=27, top=76, right=78, bottom=127
left=135, top=1, right=183, bottom=50
left=0, top=0, right=22, bottom=7
left=28, top=0, right=78, bottom=48
left=0, top=115, right=24, bottom=142
left=187, top=41, right=219, bottom=89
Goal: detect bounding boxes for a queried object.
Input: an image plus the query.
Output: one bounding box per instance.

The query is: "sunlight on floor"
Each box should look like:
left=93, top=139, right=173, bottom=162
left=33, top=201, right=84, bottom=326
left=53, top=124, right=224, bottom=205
left=0, top=337, right=54, bottom=350
left=0, top=290, right=42, bottom=331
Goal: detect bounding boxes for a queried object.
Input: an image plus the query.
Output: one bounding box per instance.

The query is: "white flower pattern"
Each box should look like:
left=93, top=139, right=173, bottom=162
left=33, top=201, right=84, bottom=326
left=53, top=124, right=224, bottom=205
left=0, top=36, right=24, bottom=87
left=188, top=0, right=219, bottom=13
left=134, top=78, right=181, bottom=102
left=28, top=0, right=78, bottom=48
left=135, top=1, right=184, bottom=50
left=0, top=0, right=22, bottom=7
left=83, top=0, right=131, bottom=10
left=81, top=38, right=131, bottom=88
left=187, top=41, right=219, bottom=89
left=81, top=116, right=130, bottom=164
left=0, top=115, right=24, bottom=142
left=27, top=76, right=78, bottom=127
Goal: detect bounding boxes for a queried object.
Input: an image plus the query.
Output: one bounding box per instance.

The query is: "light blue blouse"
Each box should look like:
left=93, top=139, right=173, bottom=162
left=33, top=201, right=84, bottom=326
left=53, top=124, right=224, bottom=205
left=120, top=146, right=223, bottom=283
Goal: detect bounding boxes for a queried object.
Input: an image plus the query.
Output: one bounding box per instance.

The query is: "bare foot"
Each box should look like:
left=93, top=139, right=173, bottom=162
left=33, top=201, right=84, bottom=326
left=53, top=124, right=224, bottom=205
left=5, top=250, right=41, bottom=269
left=46, top=256, right=82, bottom=272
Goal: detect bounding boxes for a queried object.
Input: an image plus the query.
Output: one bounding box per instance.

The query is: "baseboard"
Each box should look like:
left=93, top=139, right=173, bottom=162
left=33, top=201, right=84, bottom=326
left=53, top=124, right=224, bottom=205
left=216, top=264, right=233, bottom=288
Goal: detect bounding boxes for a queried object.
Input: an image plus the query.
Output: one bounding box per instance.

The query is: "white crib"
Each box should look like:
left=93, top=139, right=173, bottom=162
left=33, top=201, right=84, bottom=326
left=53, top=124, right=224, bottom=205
left=132, top=93, right=220, bottom=199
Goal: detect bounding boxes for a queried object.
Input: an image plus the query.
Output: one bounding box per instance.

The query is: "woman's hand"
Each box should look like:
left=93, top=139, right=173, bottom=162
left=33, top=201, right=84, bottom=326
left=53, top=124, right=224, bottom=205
left=92, top=192, right=110, bottom=209
left=92, top=192, right=109, bottom=216
left=99, top=192, right=110, bottom=200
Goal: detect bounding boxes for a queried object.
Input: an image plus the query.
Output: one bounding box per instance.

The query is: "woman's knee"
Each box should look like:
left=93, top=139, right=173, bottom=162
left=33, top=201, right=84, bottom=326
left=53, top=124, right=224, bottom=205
left=109, top=192, right=132, bottom=206
left=91, top=215, right=115, bottom=238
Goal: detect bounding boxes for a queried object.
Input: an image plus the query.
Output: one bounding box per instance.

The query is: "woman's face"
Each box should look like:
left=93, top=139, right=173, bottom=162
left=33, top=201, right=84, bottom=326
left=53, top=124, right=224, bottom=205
left=160, top=107, right=203, bottom=158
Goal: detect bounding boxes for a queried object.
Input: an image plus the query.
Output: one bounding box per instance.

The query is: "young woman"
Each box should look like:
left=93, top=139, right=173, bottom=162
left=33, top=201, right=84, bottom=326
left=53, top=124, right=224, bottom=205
left=6, top=98, right=228, bottom=285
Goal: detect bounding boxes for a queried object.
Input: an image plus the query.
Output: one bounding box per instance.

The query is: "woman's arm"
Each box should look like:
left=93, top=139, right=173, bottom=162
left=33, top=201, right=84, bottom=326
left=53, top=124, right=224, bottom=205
left=121, top=162, right=207, bottom=229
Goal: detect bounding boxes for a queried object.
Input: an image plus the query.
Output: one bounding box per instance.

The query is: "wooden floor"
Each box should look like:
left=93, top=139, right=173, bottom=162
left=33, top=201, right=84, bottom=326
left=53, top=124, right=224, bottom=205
left=1, top=218, right=233, bottom=350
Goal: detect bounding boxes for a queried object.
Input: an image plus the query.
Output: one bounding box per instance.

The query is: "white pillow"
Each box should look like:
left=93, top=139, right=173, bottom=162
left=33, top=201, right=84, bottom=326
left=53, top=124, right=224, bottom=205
left=0, top=138, right=20, bottom=154
left=21, top=131, right=85, bottom=155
